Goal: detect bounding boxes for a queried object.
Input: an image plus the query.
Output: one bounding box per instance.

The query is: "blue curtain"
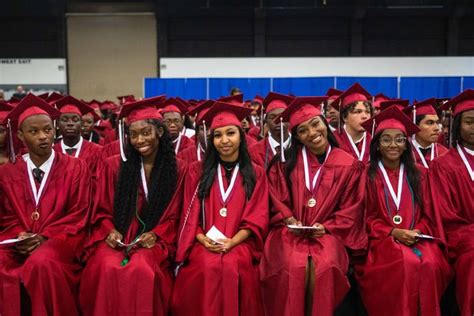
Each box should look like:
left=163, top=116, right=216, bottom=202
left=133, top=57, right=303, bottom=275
left=144, top=78, right=207, bottom=100
left=336, top=77, right=398, bottom=98
left=271, top=77, right=334, bottom=96
left=462, top=77, right=474, bottom=90
left=208, top=78, right=271, bottom=100
left=400, top=77, right=462, bottom=102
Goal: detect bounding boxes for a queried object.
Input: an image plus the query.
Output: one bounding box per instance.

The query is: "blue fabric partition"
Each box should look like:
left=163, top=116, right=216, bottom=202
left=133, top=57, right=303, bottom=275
left=272, top=77, right=334, bottom=96
left=462, top=77, right=474, bottom=90
left=400, top=77, right=462, bottom=102
left=336, top=77, right=398, bottom=98
left=208, top=78, right=271, bottom=100
left=144, top=78, right=207, bottom=99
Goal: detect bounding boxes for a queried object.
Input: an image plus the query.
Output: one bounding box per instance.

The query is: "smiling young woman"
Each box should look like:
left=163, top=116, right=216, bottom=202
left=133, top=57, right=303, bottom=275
left=354, top=106, right=453, bottom=316
left=80, top=96, right=187, bottom=316
left=260, top=96, right=367, bottom=316
left=172, top=101, right=269, bottom=316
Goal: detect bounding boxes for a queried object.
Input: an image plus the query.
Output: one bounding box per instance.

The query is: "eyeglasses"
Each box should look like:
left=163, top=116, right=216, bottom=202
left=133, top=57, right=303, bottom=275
left=379, top=136, right=407, bottom=147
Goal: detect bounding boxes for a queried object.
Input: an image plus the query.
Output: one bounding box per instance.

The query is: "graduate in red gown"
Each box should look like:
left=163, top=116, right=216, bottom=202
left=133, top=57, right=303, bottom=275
left=260, top=97, right=367, bottom=316
left=79, top=97, right=186, bottom=315
left=333, top=83, right=373, bottom=164
left=0, top=94, right=92, bottom=316
left=53, top=96, right=103, bottom=173
left=159, top=98, right=194, bottom=154
left=430, top=90, right=474, bottom=316
left=323, top=88, right=343, bottom=132
left=0, top=101, right=14, bottom=165
left=249, top=92, right=294, bottom=170
left=81, top=111, right=105, bottom=145
left=403, top=98, right=448, bottom=168
left=171, top=101, right=269, bottom=316
left=177, top=100, right=215, bottom=164
left=355, top=106, right=453, bottom=316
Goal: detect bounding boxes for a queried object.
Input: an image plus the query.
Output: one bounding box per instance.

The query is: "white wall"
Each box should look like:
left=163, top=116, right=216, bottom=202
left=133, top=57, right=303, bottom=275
left=0, top=58, right=67, bottom=84
left=160, top=57, right=474, bottom=78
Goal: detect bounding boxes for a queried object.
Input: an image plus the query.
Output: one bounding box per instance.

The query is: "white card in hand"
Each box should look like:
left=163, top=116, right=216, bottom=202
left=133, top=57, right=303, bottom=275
left=287, top=225, right=319, bottom=230
left=117, top=239, right=140, bottom=247
left=206, top=226, right=227, bottom=244
left=0, top=234, right=37, bottom=246
left=416, top=234, right=437, bottom=240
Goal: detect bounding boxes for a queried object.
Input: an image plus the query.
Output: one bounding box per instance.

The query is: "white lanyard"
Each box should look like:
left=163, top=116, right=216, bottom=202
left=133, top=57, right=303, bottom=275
left=140, top=161, right=148, bottom=200
left=217, top=163, right=240, bottom=204
left=61, top=137, right=83, bottom=158
left=412, top=138, right=435, bottom=168
left=197, top=143, right=203, bottom=161
left=457, top=144, right=474, bottom=181
left=173, top=134, right=182, bottom=155
left=26, top=154, right=54, bottom=207
left=344, top=125, right=366, bottom=161
left=302, top=146, right=331, bottom=192
left=378, top=161, right=404, bottom=211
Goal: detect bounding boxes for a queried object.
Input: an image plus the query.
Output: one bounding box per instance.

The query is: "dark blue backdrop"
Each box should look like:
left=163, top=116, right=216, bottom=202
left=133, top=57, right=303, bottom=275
left=144, top=76, right=470, bottom=102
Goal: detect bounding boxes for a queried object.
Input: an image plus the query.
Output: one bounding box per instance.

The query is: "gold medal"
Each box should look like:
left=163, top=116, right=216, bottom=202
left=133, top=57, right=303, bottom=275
left=219, top=207, right=227, bottom=217
left=31, top=211, right=40, bottom=221
left=393, top=214, right=402, bottom=225
left=307, top=198, right=316, bottom=208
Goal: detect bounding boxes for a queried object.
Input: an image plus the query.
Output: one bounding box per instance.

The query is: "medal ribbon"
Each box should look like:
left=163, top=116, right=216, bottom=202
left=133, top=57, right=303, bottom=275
left=25, top=152, right=55, bottom=207
left=457, top=144, right=474, bottom=181
left=378, top=161, right=404, bottom=212
left=217, top=163, right=240, bottom=205
left=140, top=160, right=148, bottom=200
left=344, top=125, right=366, bottom=161
left=302, top=145, right=331, bottom=196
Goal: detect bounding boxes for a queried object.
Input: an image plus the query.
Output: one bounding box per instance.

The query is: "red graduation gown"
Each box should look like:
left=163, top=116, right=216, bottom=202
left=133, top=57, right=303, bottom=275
left=334, top=130, right=372, bottom=164
left=80, top=155, right=186, bottom=316
left=177, top=144, right=204, bottom=165
left=430, top=148, right=474, bottom=316
left=249, top=137, right=275, bottom=170
left=54, top=138, right=103, bottom=173
left=100, top=139, right=120, bottom=160
left=172, top=161, right=269, bottom=316
left=247, top=126, right=261, bottom=141
left=0, top=153, right=92, bottom=316
left=173, top=135, right=194, bottom=154
left=260, top=147, right=367, bottom=316
left=354, top=165, right=453, bottom=316
left=411, top=142, right=448, bottom=168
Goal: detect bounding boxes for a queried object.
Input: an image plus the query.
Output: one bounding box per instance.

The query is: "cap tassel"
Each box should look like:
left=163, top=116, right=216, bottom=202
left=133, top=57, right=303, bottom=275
left=280, top=117, right=285, bottom=163
left=202, top=120, right=208, bottom=149
left=118, top=119, right=127, bottom=162
left=259, top=107, right=265, bottom=140
left=448, top=111, right=453, bottom=148
left=7, top=119, right=16, bottom=163
left=371, top=119, right=376, bottom=137
left=412, top=106, right=417, bottom=124
left=338, top=100, right=342, bottom=133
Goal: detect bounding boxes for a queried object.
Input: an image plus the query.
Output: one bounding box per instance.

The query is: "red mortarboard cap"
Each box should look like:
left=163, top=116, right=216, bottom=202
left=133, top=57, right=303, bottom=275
left=217, top=94, right=244, bottom=106
left=5, top=93, right=61, bottom=128
left=373, top=93, right=391, bottom=109
left=362, top=105, right=420, bottom=137
left=201, top=101, right=252, bottom=130
left=253, top=95, right=264, bottom=104
left=325, top=88, right=343, bottom=101
left=117, top=95, right=136, bottom=105
left=277, top=96, right=328, bottom=130
left=333, top=83, right=372, bottom=111
left=186, top=100, right=215, bottom=125
left=0, top=101, right=14, bottom=123
left=441, top=89, right=474, bottom=116
left=160, top=98, right=188, bottom=115
left=176, top=97, right=190, bottom=109
left=263, top=92, right=294, bottom=114
left=37, top=92, right=49, bottom=100
left=100, top=100, right=117, bottom=111
left=118, top=95, right=165, bottom=124
left=56, top=96, right=96, bottom=116
left=45, top=92, right=63, bottom=105
left=380, top=99, right=409, bottom=112
left=403, top=98, right=437, bottom=121
left=88, top=99, right=102, bottom=110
